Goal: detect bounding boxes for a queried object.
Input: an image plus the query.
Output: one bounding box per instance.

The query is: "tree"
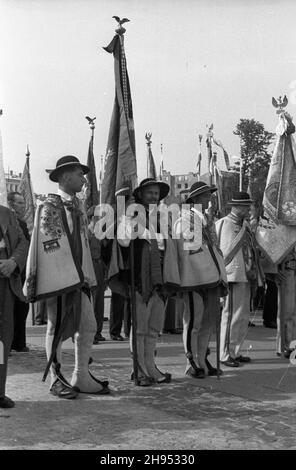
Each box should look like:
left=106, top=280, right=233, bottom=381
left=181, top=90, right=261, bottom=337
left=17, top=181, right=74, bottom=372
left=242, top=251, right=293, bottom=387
left=233, top=119, right=275, bottom=207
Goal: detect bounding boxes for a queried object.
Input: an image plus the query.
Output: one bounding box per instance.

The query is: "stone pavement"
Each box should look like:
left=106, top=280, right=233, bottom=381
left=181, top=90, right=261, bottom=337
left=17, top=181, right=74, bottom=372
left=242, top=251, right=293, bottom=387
left=1, top=317, right=296, bottom=450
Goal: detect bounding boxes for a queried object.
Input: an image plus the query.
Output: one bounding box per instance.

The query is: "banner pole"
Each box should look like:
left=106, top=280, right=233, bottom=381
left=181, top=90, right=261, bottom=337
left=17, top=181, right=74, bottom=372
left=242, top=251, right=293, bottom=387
left=130, top=238, right=139, bottom=385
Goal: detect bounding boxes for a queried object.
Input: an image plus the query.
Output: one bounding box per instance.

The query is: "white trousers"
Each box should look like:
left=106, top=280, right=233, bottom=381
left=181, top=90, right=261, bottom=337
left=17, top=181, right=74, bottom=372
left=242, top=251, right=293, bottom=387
left=220, top=282, right=250, bottom=361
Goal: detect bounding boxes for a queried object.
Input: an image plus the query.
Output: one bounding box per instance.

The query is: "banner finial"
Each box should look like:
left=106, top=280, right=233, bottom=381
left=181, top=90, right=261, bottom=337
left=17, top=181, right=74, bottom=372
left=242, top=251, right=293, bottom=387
left=112, top=16, right=130, bottom=35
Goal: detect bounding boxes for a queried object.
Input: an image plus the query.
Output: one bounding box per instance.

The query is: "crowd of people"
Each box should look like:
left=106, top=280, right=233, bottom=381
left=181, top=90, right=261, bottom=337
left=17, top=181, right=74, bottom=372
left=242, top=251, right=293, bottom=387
left=0, top=154, right=295, bottom=408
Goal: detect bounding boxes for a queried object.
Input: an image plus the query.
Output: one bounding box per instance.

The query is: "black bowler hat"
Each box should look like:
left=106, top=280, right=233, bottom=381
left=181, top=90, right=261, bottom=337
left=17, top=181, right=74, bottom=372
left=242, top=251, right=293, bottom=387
left=46, top=155, right=90, bottom=182
left=133, top=178, right=170, bottom=201
left=185, top=181, right=217, bottom=203
left=228, top=192, right=253, bottom=206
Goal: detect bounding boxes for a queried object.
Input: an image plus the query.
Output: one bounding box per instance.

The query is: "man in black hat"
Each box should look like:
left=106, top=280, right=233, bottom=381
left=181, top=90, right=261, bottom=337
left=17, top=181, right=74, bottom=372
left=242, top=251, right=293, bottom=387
left=117, top=178, right=180, bottom=385
left=216, top=192, right=263, bottom=367
left=24, top=156, right=110, bottom=398
left=174, top=181, right=227, bottom=378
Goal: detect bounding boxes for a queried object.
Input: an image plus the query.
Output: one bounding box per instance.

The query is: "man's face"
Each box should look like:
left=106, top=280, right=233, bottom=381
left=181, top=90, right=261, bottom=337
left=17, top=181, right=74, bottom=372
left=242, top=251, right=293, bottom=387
left=192, top=191, right=212, bottom=212
left=233, top=205, right=250, bottom=219
left=139, top=185, right=160, bottom=206
left=11, top=194, right=25, bottom=219
left=62, top=166, right=86, bottom=193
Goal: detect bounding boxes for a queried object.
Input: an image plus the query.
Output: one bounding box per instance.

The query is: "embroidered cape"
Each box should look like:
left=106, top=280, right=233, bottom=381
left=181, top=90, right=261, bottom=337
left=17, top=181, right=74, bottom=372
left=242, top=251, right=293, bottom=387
left=23, top=194, right=96, bottom=302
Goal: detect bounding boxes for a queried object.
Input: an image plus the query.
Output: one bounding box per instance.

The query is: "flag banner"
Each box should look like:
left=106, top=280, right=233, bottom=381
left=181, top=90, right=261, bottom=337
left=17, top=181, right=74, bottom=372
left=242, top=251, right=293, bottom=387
left=197, top=153, right=201, bottom=169
left=256, top=111, right=296, bottom=264
left=159, top=144, right=164, bottom=180
left=159, top=158, right=164, bottom=180
left=214, top=165, right=223, bottom=213
left=0, top=127, right=7, bottom=206
left=206, top=125, right=213, bottom=174
left=213, top=138, right=231, bottom=171
left=101, top=34, right=137, bottom=205
left=19, top=155, right=35, bottom=233
left=85, top=134, right=99, bottom=211
left=146, top=139, right=157, bottom=179
left=247, top=176, right=253, bottom=199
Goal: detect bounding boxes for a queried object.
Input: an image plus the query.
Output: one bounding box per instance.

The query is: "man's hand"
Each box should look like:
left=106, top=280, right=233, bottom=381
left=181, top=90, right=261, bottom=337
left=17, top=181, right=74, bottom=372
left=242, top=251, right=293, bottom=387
left=0, top=259, right=17, bottom=278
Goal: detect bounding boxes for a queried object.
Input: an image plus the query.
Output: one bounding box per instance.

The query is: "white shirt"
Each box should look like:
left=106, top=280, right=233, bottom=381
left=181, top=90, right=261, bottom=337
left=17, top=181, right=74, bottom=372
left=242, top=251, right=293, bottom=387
left=58, top=189, right=74, bottom=233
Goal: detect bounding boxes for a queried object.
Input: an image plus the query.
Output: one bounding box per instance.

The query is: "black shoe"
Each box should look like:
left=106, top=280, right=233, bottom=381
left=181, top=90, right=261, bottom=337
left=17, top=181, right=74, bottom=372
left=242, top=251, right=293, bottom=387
left=0, top=396, right=15, bottom=408
left=263, top=321, right=277, bottom=329
left=221, top=357, right=240, bottom=367
left=95, top=334, right=106, bottom=342
left=205, top=357, right=223, bottom=376
left=88, top=370, right=109, bottom=388
left=185, top=366, right=206, bottom=379
left=284, top=349, right=292, bottom=359
left=156, top=372, right=172, bottom=384
left=130, top=372, right=154, bottom=386
left=110, top=335, right=124, bottom=341
left=50, top=378, right=79, bottom=399
left=236, top=355, right=251, bottom=363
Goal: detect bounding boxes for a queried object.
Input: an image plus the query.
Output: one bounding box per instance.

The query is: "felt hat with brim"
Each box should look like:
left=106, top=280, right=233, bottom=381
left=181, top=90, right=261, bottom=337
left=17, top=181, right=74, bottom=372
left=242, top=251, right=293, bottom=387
left=133, top=178, right=170, bottom=201
left=46, top=155, right=90, bottom=182
left=228, top=192, right=253, bottom=206
left=186, top=181, right=217, bottom=203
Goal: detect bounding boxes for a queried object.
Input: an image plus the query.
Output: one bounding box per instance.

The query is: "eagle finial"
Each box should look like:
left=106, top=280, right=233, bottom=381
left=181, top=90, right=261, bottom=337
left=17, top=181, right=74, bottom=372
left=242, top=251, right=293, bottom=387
left=85, top=116, right=96, bottom=130
left=112, top=16, right=130, bottom=35
left=145, top=132, right=152, bottom=146
left=272, top=95, right=288, bottom=114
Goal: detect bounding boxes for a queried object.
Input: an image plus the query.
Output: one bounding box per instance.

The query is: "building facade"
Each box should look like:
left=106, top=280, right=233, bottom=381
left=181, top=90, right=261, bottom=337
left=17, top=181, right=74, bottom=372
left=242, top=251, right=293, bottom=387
left=162, top=170, right=199, bottom=202
left=5, top=170, right=22, bottom=193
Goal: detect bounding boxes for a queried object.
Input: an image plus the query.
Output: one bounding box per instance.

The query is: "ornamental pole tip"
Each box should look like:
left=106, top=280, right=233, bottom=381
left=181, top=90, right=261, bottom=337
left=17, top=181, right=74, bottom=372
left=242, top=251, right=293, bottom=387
left=112, top=16, right=130, bottom=36
left=145, top=132, right=152, bottom=146
left=85, top=116, right=96, bottom=131
left=272, top=95, right=288, bottom=114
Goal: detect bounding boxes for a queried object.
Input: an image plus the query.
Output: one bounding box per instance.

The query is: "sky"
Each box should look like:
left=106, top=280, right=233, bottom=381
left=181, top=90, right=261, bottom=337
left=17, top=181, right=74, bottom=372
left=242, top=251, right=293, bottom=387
left=1, top=0, right=296, bottom=194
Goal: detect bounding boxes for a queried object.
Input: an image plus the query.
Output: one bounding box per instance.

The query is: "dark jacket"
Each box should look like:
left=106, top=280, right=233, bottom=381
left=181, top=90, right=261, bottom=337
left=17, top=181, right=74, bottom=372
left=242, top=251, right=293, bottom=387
left=0, top=205, right=29, bottom=300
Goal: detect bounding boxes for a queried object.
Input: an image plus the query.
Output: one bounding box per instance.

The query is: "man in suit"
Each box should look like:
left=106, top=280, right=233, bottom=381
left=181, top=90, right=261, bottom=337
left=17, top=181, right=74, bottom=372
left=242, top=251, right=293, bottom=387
left=216, top=192, right=263, bottom=367
left=0, top=204, right=29, bottom=408
left=7, top=192, right=30, bottom=352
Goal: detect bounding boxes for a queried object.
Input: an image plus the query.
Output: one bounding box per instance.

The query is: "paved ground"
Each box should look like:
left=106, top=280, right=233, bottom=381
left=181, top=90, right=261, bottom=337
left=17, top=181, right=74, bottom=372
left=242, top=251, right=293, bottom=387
left=1, top=313, right=296, bottom=450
